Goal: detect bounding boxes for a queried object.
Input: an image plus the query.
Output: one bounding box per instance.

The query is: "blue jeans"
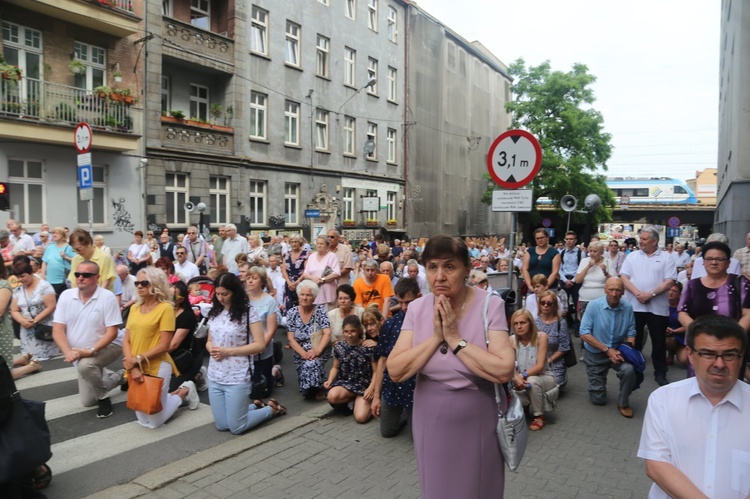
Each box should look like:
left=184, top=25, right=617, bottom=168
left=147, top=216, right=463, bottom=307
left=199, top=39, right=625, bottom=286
left=208, top=379, right=273, bottom=435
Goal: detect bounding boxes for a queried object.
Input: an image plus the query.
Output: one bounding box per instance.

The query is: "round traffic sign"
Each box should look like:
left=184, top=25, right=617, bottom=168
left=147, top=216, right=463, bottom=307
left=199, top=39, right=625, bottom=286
left=74, top=122, right=92, bottom=154
left=620, top=195, right=630, bottom=205
left=541, top=217, right=552, bottom=228
left=486, top=129, right=542, bottom=189
left=668, top=216, right=680, bottom=228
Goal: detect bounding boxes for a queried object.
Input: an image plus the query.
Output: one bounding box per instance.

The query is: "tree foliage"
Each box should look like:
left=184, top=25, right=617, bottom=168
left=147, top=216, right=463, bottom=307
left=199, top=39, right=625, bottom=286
left=483, top=59, right=615, bottom=226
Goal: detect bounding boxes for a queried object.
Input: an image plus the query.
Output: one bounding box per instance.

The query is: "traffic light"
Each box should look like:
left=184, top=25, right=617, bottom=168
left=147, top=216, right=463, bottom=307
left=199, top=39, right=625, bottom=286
left=0, top=182, right=8, bottom=211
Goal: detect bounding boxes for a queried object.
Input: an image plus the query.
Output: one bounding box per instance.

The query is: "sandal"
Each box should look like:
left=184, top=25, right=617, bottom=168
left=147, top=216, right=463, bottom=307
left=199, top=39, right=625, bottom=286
left=29, top=358, right=42, bottom=374
left=15, top=353, right=32, bottom=367
left=267, top=399, right=287, bottom=416
left=252, top=399, right=266, bottom=408
left=529, top=417, right=545, bottom=431
left=33, top=463, right=52, bottom=490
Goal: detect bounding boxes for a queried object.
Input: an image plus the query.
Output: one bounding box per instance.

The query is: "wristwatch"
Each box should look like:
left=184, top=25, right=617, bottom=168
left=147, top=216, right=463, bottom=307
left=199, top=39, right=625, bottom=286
left=522, top=370, right=528, bottom=380
left=651, top=291, right=657, bottom=298
left=89, top=348, right=98, bottom=357
left=452, top=339, right=468, bottom=355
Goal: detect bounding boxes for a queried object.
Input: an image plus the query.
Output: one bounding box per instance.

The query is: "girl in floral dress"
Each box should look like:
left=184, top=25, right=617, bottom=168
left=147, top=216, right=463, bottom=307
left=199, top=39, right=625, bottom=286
left=324, top=315, right=377, bottom=423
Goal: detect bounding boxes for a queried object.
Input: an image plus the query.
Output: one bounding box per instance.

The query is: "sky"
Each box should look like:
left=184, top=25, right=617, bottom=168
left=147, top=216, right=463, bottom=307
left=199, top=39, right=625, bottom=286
left=415, top=0, right=720, bottom=183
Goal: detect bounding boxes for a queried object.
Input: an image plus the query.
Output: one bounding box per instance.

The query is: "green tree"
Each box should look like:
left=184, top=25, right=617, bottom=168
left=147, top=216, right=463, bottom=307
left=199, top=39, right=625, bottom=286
left=483, top=59, right=615, bottom=227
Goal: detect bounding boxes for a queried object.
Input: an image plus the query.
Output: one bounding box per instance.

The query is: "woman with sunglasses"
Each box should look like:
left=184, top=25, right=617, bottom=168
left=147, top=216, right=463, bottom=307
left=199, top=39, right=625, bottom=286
left=534, top=290, right=571, bottom=388
left=122, top=267, right=199, bottom=428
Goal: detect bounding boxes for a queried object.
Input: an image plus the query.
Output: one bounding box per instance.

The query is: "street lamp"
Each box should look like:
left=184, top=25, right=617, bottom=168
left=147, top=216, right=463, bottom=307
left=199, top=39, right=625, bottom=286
left=336, top=77, right=377, bottom=117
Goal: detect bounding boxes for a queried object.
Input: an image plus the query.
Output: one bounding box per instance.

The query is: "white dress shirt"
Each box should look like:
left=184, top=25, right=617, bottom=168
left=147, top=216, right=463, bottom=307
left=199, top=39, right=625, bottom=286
left=620, top=249, right=677, bottom=316
left=638, top=378, right=750, bottom=498
left=174, top=260, right=200, bottom=281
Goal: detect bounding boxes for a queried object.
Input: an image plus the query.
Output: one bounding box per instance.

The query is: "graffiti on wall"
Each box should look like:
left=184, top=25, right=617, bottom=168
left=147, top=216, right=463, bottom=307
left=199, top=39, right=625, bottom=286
left=112, top=198, right=134, bottom=233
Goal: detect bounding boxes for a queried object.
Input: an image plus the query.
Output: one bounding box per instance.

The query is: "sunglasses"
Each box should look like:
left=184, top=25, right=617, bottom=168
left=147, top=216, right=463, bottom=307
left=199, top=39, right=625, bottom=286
left=176, top=252, right=187, bottom=255
left=74, top=272, right=97, bottom=279
left=134, top=280, right=151, bottom=287
left=540, top=301, right=556, bottom=306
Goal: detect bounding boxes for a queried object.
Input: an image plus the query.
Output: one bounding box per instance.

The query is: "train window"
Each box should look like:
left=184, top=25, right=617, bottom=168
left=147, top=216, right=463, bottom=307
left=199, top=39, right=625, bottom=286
left=674, top=186, right=687, bottom=194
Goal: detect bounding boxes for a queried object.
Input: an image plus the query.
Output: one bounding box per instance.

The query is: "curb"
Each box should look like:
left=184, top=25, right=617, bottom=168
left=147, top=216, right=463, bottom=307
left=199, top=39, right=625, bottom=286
left=84, top=404, right=334, bottom=499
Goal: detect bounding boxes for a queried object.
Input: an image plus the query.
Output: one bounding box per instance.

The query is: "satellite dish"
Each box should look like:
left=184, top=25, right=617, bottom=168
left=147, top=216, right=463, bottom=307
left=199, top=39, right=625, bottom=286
left=196, top=202, right=207, bottom=213
left=363, top=140, right=375, bottom=155
left=560, top=195, right=577, bottom=212
left=184, top=201, right=195, bottom=212
left=584, top=194, right=602, bottom=211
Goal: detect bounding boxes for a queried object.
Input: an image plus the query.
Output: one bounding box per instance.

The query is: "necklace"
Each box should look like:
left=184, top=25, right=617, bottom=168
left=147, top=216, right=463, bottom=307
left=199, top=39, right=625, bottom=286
left=439, top=289, right=469, bottom=354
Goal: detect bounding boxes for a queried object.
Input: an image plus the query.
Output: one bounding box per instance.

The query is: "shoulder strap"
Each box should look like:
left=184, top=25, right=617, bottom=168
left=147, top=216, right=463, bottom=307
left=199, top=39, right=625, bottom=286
left=577, top=248, right=582, bottom=265
left=482, top=292, right=507, bottom=411
left=735, top=274, right=743, bottom=315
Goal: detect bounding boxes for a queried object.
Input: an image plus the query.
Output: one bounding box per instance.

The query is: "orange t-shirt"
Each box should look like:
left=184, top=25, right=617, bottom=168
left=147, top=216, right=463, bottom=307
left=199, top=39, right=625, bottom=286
left=353, top=274, right=394, bottom=311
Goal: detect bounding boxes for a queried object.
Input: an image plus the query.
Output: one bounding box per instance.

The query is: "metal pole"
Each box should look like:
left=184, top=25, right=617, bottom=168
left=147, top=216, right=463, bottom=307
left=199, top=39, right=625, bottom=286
left=88, top=198, right=93, bottom=235
left=507, top=212, right=516, bottom=291
left=566, top=211, right=571, bottom=233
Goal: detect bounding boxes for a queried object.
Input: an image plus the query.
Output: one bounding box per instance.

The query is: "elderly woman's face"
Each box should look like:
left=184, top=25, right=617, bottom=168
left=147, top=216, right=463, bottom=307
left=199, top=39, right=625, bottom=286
left=298, top=287, right=315, bottom=307
left=290, top=238, right=300, bottom=248
left=426, top=257, right=469, bottom=297
left=337, top=291, right=352, bottom=310
left=499, top=260, right=509, bottom=272
left=316, top=239, right=327, bottom=253
left=52, top=231, right=62, bottom=242
left=703, top=249, right=730, bottom=276
left=588, top=246, right=601, bottom=259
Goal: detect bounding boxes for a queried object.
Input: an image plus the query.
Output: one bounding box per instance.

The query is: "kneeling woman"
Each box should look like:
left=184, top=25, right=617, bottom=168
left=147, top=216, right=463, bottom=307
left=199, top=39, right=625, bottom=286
left=510, top=309, right=558, bottom=431
left=324, top=315, right=377, bottom=423
left=206, top=272, right=285, bottom=434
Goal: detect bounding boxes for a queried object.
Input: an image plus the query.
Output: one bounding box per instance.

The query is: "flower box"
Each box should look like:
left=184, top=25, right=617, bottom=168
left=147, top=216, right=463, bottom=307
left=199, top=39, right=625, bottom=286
left=342, top=221, right=356, bottom=227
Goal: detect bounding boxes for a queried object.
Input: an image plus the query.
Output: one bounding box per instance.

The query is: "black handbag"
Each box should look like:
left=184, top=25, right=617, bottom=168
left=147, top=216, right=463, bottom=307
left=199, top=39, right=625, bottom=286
left=0, top=356, right=53, bottom=483
left=24, top=287, right=54, bottom=342
left=559, top=320, right=578, bottom=368
left=171, top=349, right=194, bottom=374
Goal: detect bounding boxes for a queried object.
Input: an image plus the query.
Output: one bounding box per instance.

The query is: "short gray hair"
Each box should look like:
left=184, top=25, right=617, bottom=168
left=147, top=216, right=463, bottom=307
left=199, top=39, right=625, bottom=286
left=225, top=223, right=237, bottom=231
left=296, top=279, right=320, bottom=298
left=587, top=241, right=605, bottom=253
left=363, top=258, right=379, bottom=269
left=406, top=259, right=419, bottom=269
left=640, top=226, right=659, bottom=242
left=706, top=232, right=729, bottom=244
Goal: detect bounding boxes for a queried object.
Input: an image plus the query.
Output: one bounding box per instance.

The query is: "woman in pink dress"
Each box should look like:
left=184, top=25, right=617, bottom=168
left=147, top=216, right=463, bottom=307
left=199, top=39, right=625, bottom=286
left=301, top=236, right=340, bottom=309
left=387, top=235, right=515, bottom=499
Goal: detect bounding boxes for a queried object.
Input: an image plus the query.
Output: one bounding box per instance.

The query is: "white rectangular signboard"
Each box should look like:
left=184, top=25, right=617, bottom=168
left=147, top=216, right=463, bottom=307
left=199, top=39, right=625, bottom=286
left=492, top=189, right=533, bottom=212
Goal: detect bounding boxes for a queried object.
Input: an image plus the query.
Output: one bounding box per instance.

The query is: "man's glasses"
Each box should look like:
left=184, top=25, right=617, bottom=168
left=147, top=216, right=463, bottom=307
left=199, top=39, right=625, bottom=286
left=74, top=272, right=97, bottom=279
left=134, top=281, right=151, bottom=287
left=704, top=257, right=728, bottom=263
left=176, top=252, right=187, bottom=256
left=695, top=351, right=743, bottom=363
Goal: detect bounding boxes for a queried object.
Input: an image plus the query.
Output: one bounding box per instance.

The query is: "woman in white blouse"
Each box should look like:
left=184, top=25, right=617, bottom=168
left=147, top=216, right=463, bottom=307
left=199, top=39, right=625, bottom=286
left=574, top=241, right=616, bottom=319
left=206, top=272, right=285, bottom=434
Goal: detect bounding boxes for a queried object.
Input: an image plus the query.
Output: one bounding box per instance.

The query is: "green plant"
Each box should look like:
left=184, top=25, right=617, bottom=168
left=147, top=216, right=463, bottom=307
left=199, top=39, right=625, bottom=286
left=69, top=59, right=86, bottom=75
left=343, top=219, right=356, bottom=224
left=113, top=70, right=123, bottom=81
left=0, top=63, right=23, bottom=82
left=386, top=219, right=398, bottom=224
left=42, top=61, right=52, bottom=77
left=210, top=103, right=222, bottom=123
left=169, top=109, right=185, bottom=120
left=94, top=85, right=112, bottom=99
left=366, top=218, right=378, bottom=224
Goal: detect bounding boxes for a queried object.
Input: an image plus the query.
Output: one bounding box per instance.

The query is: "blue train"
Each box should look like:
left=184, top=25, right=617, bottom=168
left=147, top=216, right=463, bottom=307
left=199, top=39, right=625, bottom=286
left=537, top=177, right=698, bottom=206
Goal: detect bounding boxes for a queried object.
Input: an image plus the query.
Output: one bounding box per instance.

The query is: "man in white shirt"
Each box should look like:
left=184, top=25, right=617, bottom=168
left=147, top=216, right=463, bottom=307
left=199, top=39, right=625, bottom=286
left=32, top=223, right=50, bottom=246
left=9, top=221, right=35, bottom=256
left=266, top=254, right=286, bottom=308
left=620, top=227, right=677, bottom=386
left=328, top=229, right=354, bottom=285
left=638, top=315, right=750, bottom=498
left=116, top=264, right=137, bottom=312
left=182, top=226, right=208, bottom=273
left=692, top=233, right=743, bottom=279
left=220, top=223, right=248, bottom=274
left=669, top=243, right=691, bottom=269
left=406, top=259, right=428, bottom=296
left=173, top=246, right=200, bottom=281
left=733, top=232, right=750, bottom=279
left=52, top=261, right=124, bottom=418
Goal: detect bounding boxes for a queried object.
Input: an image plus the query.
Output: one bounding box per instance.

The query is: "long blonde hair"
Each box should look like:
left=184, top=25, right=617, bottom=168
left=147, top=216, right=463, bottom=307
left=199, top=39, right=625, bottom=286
left=135, top=267, right=173, bottom=306
left=510, top=308, right=539, bottom=347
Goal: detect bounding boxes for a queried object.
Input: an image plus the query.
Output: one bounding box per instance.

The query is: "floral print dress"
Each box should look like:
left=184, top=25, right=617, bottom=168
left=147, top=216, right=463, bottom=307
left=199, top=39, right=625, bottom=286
left=14, top=279, right=60, bottom=361
left=332, top=341, right=375, bottom=396
left=283, top=249, right=309, bottom=311
left=286, top=304, right=330, bottom=393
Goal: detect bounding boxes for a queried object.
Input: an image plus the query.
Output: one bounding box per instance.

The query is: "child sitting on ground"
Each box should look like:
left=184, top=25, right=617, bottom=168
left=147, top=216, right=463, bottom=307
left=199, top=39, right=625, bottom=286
left=324, top=315, right=377, bottom=423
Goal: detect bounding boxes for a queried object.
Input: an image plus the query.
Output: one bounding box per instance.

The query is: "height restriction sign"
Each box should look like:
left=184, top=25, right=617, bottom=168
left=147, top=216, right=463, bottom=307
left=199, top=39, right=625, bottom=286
left=486, top=129, right=542, bottom=189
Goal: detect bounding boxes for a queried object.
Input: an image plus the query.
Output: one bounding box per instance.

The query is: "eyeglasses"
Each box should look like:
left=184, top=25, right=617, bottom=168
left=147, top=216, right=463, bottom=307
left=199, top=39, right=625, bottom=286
left=176, top=252, right=187, bottom=255
left=704, top=257, right=728, bottom=263
left=74, top=272, right=97, bottom=279
left=328, top=235, right=337, bottom=239
left=695, top=351, right=743, bottom=363
left=540, top=301, right=556, bottom=306
left=134, top=280, right=151, bottom=287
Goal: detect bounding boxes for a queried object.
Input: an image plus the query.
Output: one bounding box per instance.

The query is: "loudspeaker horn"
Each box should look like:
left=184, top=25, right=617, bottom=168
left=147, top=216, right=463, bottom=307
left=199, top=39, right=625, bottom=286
left=560, top=195, right=577, bottom=212
left=184, top=201, right=195, bottom=212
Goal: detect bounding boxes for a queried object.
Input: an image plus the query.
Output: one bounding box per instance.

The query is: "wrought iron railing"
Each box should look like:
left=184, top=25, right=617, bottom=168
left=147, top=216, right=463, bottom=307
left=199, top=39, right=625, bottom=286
left=0, top=79, right=135, bottom=133
left=92, top=0, right=135, bottom=14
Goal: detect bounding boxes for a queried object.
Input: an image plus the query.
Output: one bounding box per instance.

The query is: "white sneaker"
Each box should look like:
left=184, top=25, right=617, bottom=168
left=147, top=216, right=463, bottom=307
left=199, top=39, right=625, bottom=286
left=195, top=366, right=208, bottom=392
left=181, top=381, right=200, bottom=410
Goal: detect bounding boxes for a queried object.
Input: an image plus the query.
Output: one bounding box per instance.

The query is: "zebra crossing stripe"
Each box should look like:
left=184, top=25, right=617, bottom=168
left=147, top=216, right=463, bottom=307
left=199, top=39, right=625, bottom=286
left=44, top=389, right=128, bottom=420
left=14, top=364, right=79, bottom=390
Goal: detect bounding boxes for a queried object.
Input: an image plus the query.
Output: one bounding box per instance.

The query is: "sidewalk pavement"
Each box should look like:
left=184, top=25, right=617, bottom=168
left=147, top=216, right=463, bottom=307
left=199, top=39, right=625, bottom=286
left=88, top=345, right=668, bottom=499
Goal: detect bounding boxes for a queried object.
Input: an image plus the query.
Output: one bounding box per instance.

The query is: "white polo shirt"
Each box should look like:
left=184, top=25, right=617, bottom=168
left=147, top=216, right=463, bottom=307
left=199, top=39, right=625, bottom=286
left=620, top=249, right=677, bottom=316
left=174, top=259, right=200, bottom=281
left=638, top=377, right=750, bottom=498
left=53, top=286, right=123, bottom=348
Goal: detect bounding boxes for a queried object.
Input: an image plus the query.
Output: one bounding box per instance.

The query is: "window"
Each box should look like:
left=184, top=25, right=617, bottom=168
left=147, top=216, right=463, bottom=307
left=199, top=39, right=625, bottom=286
left=345, top=0, right=356, bottom=19
left=368, top=0, right=378, bottom=31
left=285, top=100, right=300, bottom=145
left=344, top=116, right=356, bottom=155
left=250, top=6, right=268, bottom=56
left=367, top=58, right=378, bottom=95
left=365, top=189, right=378, bottom=219
left=162, top=0, right=172, bottom=16
left=8, top=159, right=44, bottom=225
left=315, top=109, right=329, bottom=151
left=77, top=165, right=106, bottom=225
left=344, top=47, right=356, bottom=86
left=317, top=0, right=329, bottom=4
left=386, top=191, right=396, bottom=220
left=2, top=21, right=42, bottom=103
left=366, top=122, right=377, bottom=159
left=249, top=91, right=267, bottom=139
left=73, top=41, right=106, bottom=90
left=674, top=185, right=687, bottom=194
left=161, top=76, right=170, bottom=114
left=387, top=128, right=397, bottom=163
left=165, top=173, right=189, bottom=225
left=285, top=21, right=300, bottom=67
left=387, top=66, right=397, bottom=102
left=209, top=176, right=230, bottom=225
left=343, top=188, right=355, bottom=221
left=284, top=183, right=299, bottom=225
left=316, top=35, right=329, bottom=78
left=387, top=7, right=397, bottom=42
left=189, top=83, right=209, bottom=121
left=190, top=0, right=210, bottom=30
left=248, top=181, right=266, bottom=226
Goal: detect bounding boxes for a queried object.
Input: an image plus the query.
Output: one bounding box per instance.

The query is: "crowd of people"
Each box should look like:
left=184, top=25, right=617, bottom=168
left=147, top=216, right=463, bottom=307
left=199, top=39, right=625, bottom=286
left=1, top=219, right=749, bottom=498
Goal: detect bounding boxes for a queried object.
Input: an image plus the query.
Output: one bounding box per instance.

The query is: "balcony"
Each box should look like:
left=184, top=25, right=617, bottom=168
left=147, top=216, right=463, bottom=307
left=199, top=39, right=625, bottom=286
left=4, top=0, right=141, bottom=37
left=0, top=79, right=141, bottom=152
left=160, top=118, right=234, bottom=156
left=162, top=18, right=235, bottom=72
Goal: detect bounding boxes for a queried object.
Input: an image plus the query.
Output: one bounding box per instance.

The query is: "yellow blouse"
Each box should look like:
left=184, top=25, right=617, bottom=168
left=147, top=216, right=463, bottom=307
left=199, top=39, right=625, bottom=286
left=126, top=301, right=177, bottom=377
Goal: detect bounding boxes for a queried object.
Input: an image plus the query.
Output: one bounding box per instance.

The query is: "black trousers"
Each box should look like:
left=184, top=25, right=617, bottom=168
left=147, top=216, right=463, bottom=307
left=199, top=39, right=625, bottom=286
left=634, top=312, right=669, bottom=378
